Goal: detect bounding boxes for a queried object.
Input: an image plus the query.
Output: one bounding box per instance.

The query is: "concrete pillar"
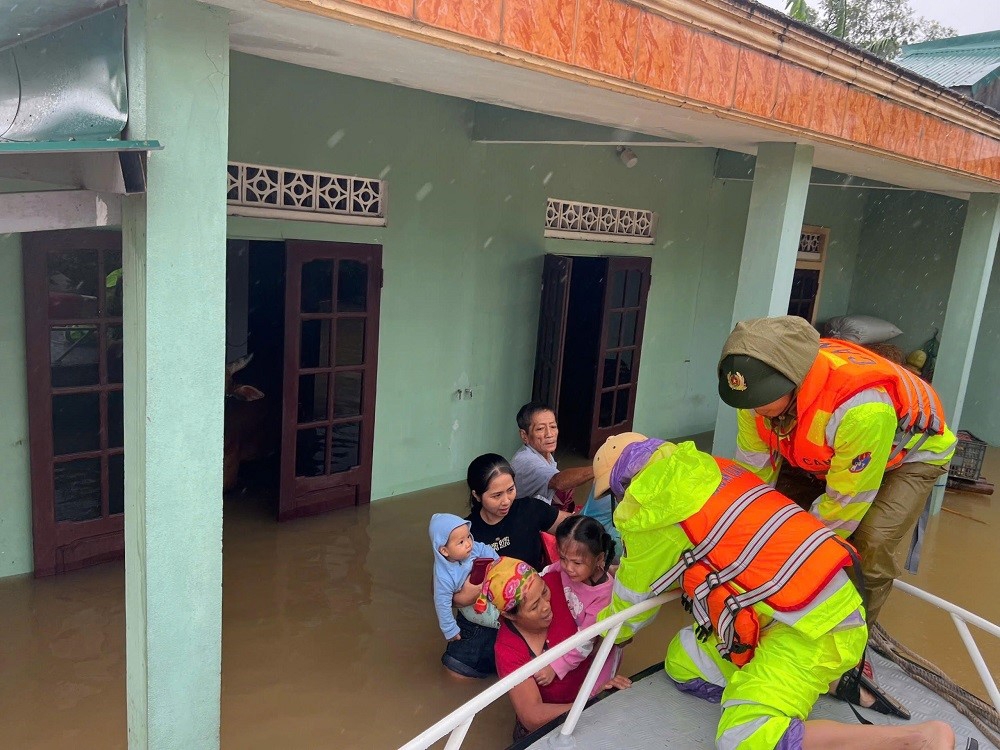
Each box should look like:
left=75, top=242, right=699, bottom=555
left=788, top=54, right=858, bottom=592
left=929, top=193, right=1000, bottom=513
left=713, top=143, right=814, bottom=458
left=121, top=1, right=229, bottom=747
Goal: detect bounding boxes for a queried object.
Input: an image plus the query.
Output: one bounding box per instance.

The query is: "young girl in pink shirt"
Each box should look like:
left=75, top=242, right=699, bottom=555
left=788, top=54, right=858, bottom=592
left=534, top=515, right=621, bottom=690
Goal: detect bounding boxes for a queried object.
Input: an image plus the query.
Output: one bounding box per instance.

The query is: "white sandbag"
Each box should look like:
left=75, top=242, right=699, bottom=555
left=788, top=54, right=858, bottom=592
left=824, top=315, right=902, bottom=344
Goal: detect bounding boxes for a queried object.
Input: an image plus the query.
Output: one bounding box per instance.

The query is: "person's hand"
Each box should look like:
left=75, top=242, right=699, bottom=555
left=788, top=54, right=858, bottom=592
left=533, top=666, right=557, bottom=686
left=603, top=675, right=632, bottom=691
left=448, top=634, right=462, bottom=642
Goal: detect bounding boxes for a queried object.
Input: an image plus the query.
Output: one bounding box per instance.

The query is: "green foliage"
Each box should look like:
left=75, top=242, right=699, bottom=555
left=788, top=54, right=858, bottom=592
left=784, top=0, right=817, bottom=24
left=784, top=0, right=956, bottom=60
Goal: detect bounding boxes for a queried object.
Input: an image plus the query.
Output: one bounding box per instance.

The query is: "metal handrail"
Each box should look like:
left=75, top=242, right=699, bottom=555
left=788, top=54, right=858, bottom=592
left=398, top=591, right=680, bottom=750
left=401, top=580, right=1000, bottom=750
left=892, top=579, right=1000, bottom=712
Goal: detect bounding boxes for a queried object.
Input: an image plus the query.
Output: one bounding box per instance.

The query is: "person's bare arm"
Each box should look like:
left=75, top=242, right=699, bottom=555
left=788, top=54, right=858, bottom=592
left=452, top=577, right=480, bottom=608
left=548, top=466, right=594, bottom=493
left=546, top=510, right=573, bottom=534
left=508, top=680, right=573, bottom=732
left=509, top=673, right=632, bottom=731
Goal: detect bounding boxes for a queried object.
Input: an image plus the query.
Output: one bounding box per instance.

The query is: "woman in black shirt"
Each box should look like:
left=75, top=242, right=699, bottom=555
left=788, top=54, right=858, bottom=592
left=441, top=454, right=571, bottom=679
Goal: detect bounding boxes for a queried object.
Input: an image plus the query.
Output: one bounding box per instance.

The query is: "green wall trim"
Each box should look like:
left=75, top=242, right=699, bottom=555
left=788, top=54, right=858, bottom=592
left=0, top=234, right=33, bottom=577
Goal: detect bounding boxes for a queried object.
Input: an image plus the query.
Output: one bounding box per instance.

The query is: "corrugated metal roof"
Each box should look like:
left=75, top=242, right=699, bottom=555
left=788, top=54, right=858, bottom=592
left=897, top=32, right=1000, bottom=88
left=897, top=51, right=1000, bottom=87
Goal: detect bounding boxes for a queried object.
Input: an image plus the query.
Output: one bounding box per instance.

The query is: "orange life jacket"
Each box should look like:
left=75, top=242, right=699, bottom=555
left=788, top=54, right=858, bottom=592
left=650, top=458, right=854, bottom=666
left=755, top=339, right=947, bottom=475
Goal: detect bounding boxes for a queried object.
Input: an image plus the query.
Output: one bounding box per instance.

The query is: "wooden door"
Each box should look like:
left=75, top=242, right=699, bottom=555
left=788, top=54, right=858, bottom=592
left=279, top=241, right=382, bottom=520
left=531, top=255, right=572, bottom=408
left=23, top=230, right=125, bottom=576
left=587, top=257, right=652, bottom=457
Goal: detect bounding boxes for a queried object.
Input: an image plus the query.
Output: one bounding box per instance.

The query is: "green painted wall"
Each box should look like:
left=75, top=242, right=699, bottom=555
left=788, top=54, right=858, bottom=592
left=847, top=191, right=967, bottom=352
left=0, top=53, right=884, bottom=576
left=227, top=54, right=883, bottom=501
left=473, top=144, right=743, bottom=445
left=0, top=53, right=883, bottom=577
left=0, top=234, right=32, bottom=576
left=227, top=53, right=757, bottom=499
left=710, top=150, right=871, bottom=324
left=805, top=188, right=869, bottom=322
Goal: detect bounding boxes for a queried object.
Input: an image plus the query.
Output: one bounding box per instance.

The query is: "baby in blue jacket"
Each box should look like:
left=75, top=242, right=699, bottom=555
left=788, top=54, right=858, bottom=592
left=429, top=513, right=499, bottom=641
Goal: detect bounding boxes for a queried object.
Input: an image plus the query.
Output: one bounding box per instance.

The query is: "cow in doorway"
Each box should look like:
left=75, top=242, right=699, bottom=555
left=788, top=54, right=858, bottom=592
left=223, top=354, right=272, bottom=492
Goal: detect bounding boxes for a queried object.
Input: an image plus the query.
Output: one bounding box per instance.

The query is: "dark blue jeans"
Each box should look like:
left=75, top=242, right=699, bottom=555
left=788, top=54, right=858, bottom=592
left=441, top=612, right=497, bottom=679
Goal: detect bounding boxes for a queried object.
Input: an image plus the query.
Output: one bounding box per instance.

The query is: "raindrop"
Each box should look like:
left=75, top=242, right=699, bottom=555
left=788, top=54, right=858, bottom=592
left=504, top=195, right=512, bottom=202
left=543, top=172, right=553, bottom=185
left=326, top=129, right=346, bottom=148
left=416, top=183, right=433, bottom=201
left=379, top=165, right=391, bottom=178
left=484, top=237, right=494, bottom=248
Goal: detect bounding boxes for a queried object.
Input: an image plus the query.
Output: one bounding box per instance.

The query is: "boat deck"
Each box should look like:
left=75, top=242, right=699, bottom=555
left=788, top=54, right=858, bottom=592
left=518, top=652, right=996, bottom=749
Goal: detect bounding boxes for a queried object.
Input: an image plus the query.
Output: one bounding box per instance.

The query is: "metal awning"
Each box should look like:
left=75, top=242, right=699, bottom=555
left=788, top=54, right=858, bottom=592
left=0, top=139, right=163, bottom=193
left=0, top=6, right=166, bottom=232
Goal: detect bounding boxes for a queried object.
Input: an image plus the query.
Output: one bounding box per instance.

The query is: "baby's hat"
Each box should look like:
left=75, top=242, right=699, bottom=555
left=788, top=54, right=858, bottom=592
left=474, top=557, right=537, bottom=614
left=429, top=512, right=469, bottom=551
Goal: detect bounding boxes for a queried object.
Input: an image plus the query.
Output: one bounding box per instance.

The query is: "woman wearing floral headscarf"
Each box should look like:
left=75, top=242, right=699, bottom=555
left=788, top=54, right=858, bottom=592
left=478, top=557, right=632, bottom=741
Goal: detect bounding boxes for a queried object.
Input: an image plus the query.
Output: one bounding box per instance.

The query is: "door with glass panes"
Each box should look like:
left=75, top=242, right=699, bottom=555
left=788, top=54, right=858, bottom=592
left=531, top=254, right=651, bottom=458
left=279, top=241, right=382, bottom=520
left=23, top=231, right=125, bottom=577
left=588, top=256, right=651, bottom=456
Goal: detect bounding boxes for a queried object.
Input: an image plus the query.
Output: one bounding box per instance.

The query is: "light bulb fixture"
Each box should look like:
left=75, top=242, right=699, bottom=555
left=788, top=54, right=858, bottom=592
left=617, top=145, right=638, bottom=168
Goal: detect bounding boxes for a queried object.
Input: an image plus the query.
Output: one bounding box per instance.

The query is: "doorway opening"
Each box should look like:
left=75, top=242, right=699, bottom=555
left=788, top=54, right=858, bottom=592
left=787, top=226, right=829, bottom=324
left=531, top=254, right=651, bottom=458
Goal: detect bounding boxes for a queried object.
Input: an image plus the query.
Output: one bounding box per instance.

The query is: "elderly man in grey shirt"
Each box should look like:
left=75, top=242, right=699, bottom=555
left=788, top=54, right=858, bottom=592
left=510, top=402, right=594, bottom=509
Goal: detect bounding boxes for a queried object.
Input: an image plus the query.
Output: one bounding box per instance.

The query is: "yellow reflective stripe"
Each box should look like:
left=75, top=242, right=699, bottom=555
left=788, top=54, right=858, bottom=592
left=807, top=409, right=832, bottom=446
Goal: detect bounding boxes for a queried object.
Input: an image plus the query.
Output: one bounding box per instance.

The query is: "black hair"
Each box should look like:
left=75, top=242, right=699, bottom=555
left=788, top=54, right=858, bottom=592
left=516, top=401, right=556, bottom=433
left=555, top=515, right=615, bottom=569
left=467, top=453, right=516, bottom=512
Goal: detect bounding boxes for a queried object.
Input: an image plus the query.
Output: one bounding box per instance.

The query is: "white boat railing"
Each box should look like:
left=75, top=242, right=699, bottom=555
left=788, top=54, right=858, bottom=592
left=401, top=581, right=1000, bottom=750
left=892, top=579, right=1000, bottom=713
left=398, top=590, right=680, bottom=750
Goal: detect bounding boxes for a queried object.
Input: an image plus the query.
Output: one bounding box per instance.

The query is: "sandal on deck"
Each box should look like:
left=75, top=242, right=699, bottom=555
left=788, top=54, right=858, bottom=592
left=834, top=664, right=912, bottom=720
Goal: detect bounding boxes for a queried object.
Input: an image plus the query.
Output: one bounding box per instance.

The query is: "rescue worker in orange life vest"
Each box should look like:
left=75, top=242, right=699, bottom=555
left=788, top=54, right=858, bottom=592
left=593, top=435, right=956, bottom=750
left=717, top=316, right=956, bottom=629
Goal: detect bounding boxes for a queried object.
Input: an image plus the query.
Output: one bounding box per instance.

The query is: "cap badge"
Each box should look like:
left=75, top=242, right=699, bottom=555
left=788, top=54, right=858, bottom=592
left=727, top=371, right=748, bottom=391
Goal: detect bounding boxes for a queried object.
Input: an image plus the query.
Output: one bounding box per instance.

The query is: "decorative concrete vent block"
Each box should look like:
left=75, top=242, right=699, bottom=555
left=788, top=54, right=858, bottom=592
left=227, top=162, right=386, bottom=226
left=544, top=198, right=656, bottom=244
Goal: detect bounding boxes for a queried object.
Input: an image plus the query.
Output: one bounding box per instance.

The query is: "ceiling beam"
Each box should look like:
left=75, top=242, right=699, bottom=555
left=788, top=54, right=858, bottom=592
left=0, top=190, right=121, bottom=232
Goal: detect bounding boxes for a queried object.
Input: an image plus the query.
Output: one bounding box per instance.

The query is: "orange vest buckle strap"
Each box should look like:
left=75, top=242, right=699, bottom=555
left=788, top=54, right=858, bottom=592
left=649, top=483, right=772, bottom=596
left=649, top=458, right=853, bottom=666
left=715, top=525, right=840, bottom=657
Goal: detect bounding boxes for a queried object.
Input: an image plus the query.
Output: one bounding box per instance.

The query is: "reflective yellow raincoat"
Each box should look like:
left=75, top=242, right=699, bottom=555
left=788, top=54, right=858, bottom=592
left=598, top=442, right=867, bottom=750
